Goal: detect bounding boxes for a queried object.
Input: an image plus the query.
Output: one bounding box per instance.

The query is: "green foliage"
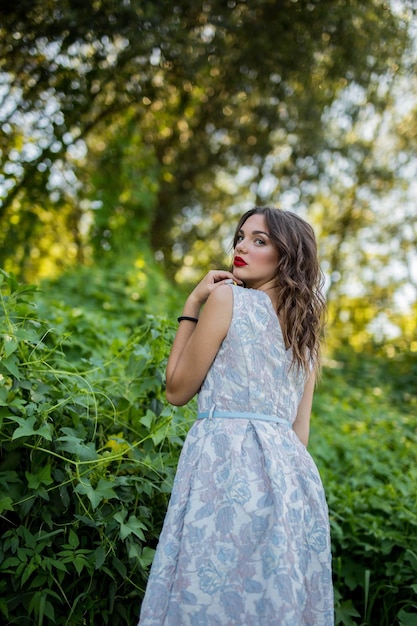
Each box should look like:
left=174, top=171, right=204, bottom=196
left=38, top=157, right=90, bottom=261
left=1, top=267, right=416, bottom=624
left=1, top=0, right=414, bottom=285
left=310, top=351, right=417, bottom=626
left=37, top=246, right=187, bottom=322
left=0, top=269, right=194, bottom=624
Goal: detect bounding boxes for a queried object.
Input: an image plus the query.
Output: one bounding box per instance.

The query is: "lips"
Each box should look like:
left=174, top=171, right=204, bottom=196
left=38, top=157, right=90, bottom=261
left=233, top=256, right=247, bottom=267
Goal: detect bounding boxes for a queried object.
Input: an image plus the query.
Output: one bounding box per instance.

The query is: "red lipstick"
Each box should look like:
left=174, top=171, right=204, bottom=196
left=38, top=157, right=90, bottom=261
left=234, top=256, right=247, bottom=267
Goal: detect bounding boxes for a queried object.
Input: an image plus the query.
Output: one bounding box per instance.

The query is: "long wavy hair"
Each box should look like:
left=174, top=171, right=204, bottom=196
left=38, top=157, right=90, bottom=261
left=233, top=206, right=326, bottom=374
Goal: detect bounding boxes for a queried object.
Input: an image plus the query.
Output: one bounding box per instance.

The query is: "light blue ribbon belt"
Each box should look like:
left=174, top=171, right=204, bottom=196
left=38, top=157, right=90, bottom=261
left=197, top=409, right=290, bottom=427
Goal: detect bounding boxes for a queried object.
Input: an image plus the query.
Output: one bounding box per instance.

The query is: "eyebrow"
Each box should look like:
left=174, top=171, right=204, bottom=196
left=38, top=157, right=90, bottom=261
left=238, top=228, right=270, bottom=237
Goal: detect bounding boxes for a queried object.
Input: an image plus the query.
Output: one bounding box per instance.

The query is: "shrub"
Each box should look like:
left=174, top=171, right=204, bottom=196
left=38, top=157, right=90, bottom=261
left=311, top=353, right=417, bottom=626
left=1, top=268, right=416, bottom=625
left=0, top=269, right=194, bottom=625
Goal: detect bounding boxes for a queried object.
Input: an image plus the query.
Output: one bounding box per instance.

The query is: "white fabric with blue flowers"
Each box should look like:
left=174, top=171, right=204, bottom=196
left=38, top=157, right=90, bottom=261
left=138, top=285, right=334, bottom=625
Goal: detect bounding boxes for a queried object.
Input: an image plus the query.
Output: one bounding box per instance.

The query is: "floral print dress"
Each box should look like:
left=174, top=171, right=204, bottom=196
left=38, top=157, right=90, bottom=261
left=138, top=285, right=334, bottom=626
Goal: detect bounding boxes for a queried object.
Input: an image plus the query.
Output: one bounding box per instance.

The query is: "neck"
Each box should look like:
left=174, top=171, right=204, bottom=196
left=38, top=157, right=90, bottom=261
left=255, top=283, right=280, bottom=310
left=247, top=277, right=277, bottom=292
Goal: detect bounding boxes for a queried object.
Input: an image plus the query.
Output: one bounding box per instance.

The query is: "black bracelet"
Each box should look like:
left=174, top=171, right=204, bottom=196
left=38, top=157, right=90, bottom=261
left=177, top=316, right=199, bottom=323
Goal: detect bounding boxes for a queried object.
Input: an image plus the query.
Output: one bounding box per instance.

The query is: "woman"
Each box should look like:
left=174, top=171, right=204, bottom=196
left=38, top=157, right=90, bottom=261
left=138, top=207, right=334, bottom=625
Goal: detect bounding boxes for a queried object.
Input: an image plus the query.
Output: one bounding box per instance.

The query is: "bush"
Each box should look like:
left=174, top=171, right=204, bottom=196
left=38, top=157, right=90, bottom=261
left=310, top=352, right=417, bottom=626
left=0, top=269, right=194, bottom=624
left=1, top=269, right=416, bottom=625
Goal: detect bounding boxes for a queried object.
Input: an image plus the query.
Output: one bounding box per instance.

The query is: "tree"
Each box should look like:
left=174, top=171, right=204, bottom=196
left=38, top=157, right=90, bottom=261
left=1, top=0, right=413, bottom=284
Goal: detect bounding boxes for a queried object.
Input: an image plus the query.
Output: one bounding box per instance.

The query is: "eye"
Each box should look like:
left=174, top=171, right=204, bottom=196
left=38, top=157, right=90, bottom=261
left=235, top=234, right=244, bottom=243
left=255, top=238, right=266, bottom=245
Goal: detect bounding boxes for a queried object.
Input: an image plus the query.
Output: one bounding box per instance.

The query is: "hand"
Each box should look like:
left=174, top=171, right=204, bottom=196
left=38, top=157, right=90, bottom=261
left=188, top=270, right=242, bottom=308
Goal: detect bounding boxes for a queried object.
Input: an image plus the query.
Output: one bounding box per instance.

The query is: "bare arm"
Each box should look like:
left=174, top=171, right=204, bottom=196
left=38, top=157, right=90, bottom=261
left=166, top=270, right=239, bottom=406
left=292, top=371, right=316, bottom=446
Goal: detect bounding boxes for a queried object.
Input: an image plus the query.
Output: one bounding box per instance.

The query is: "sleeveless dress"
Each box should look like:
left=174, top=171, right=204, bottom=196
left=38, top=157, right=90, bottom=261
left=138, top=286, right=334, bottom=626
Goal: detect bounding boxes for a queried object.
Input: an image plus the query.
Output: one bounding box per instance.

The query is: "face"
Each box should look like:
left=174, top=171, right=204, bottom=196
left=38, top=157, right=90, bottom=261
left=233, top=213, right=279, bottom=290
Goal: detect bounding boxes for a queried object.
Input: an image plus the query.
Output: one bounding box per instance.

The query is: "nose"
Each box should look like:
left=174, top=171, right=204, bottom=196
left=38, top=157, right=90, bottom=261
left=235, top=238, right=246, bottom=253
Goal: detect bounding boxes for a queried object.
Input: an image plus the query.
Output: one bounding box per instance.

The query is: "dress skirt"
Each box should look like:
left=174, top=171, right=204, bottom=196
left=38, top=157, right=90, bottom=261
left=138, top=416, right=334, bottom=626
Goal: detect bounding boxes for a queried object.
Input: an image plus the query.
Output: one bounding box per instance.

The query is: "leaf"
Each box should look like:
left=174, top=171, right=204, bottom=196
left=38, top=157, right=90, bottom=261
left=21, top=562, right=36, bottom=586
left=405, top=550, right=417, bottom=572
left=0, top=597, right=9, bottom=619
left=9, top=416, right=53, bottom=441
left=51, top=560, right=68, bottom=573
left=74, top=555, right=90, bottom=575
left=0, top=497, right=14, bottom=514
left=56, top=435, right=97, bottom=461
left=94, top=545, right=106, bottom=569
left=112, top=557, right=127, bottom=579
left=0, top=556, right=21, bottom=569
left=127, top=542, right=142, bottom=560
left=398, top=608, right=417, bottom=626
left=3, top=335, right=18, bottom=358
left=8, top=397, right=26, bottom=410
left=68, top=529, right=79, bottom=549
left=1, top=354, right=21, bottom=379
left=114, top=513, right=146, bottom=541
left=138, top=546, right=155, bottom=569
left=2, top=271, right=18, bottom=293
left=151, top=426, right=167, bottom=446
left=29, top=573, right=48, bottom=589
left=14, top=284, right=38, bottom=299
left=335, top=600, right=361, bottom=626
left=0, top=386, right=8, bottom=407
left=139, top=410, right=155, bottom=429
left=75, top=478, right=117, bottom=510
left=25, top=464, right=53, bottom=489
left=15, top=327, right=42, bottom=343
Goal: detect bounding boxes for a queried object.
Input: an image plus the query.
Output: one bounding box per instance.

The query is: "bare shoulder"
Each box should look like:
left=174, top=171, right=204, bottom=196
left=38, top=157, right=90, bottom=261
left=206, top=283, right=234, bottom=306
left=198, top=283, right=233, bottom=335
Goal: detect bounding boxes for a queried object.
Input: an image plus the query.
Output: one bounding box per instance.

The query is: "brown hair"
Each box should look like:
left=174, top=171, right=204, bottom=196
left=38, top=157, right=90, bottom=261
left=233, top=206, right=326, bottom=374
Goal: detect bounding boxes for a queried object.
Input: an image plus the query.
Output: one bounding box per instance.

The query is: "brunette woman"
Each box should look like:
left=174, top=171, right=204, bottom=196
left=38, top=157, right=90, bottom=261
left=138, top=207, right=333, bottom=626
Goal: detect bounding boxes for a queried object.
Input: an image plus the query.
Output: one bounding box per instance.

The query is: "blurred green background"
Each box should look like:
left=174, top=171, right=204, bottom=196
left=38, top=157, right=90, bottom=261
left=0, top=1, right=416, bottom=624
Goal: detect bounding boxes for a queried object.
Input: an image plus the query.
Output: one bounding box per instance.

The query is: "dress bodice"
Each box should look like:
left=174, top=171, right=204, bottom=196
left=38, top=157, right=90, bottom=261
left=198, top=285, right=307, bottom=424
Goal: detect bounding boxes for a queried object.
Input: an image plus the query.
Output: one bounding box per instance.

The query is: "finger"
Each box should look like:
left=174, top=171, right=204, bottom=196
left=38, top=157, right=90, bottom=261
left=215, top=275, right=244, bottom=286
left=211, top=270, right=237, bottom=283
